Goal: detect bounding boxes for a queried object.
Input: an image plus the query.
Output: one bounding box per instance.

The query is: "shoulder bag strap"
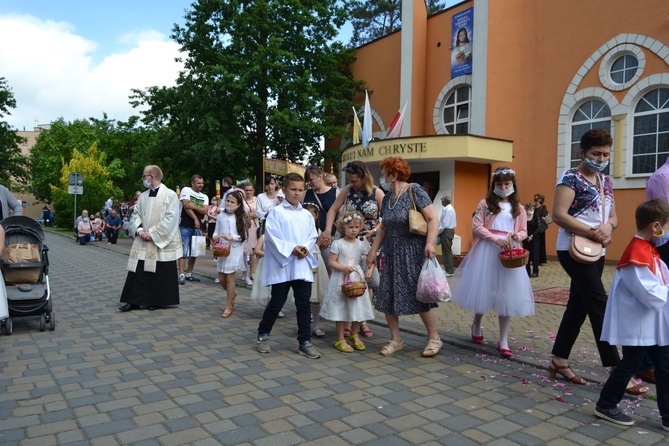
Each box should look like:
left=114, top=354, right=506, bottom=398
left=408, top=183, right=418, bottom=211
left=597, top=174, right=605, bottom=225
left=311, top=190, right=326, bottom=214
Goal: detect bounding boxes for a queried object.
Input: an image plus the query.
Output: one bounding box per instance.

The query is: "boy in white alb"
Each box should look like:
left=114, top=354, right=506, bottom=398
left=256, top=173, right=321, bottom=359
left=594, top=199, right=669, bottom=431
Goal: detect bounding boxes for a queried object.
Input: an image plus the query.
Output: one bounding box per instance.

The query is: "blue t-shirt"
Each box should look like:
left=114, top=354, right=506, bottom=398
left=106, top=214, right=122, bottom=228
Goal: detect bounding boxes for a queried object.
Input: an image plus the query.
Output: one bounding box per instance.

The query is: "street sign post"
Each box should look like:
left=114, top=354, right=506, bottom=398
left=69, top=172, right=84, bottom=231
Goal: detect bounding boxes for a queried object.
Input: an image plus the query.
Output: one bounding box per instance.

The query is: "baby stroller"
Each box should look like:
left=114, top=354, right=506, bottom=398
left=1, top=216, right=53, bottom=334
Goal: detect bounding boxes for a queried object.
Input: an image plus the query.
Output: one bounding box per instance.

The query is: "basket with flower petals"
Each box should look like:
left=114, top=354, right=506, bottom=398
left=341, top=270, right=367, bottom=298
left=498, top=235, right=528, bottom=268
left=213, top=240, right=231, bottom=258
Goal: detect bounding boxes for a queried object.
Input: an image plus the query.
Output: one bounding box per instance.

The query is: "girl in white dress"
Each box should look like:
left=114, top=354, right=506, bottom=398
left=213, top=191, right=249, bottom=318
left=303, top=203, right=330, bottom=337
left=320, top=211, right=376, bottom=352
left=451, top=167, right=534, bottom=357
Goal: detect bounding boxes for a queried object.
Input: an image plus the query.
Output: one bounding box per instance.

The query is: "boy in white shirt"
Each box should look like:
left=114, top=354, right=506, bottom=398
left=256, top=173, right=320, bottom=359
left=595, top=199, right=669, bottom=431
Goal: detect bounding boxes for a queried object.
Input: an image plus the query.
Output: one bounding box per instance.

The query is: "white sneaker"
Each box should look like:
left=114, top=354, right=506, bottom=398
left=214, top=278, right=220, bottom=283
left=278, top=311, right=285, bottom=318
left=178, top=274, right=186, bottom=285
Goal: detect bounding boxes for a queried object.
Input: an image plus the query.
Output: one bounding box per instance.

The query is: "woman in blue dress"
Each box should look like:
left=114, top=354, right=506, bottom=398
left=365, top=157, right=442, bottom=357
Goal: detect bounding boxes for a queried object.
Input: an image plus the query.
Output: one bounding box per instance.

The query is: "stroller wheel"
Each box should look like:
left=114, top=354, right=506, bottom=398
left=39, top=313, right=46, bottom=332
left=2, top=317, right=12, bottom=335
left=49, top=313, right=56, bottom=331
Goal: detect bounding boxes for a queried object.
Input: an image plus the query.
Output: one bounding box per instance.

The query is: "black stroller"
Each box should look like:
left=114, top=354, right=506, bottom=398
left=1, top=216, right=53, bottom=334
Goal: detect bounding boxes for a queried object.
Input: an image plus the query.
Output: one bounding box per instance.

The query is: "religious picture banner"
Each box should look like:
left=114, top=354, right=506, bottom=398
left=451, top=7, right=473, bottom=78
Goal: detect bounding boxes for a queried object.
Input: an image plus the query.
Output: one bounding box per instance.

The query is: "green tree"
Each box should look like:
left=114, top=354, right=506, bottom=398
left=132, top=0, right=361, bottom=187
left=348, top=0, right=446, bottom=47
left=28, top=116, right=154, bottom=203
left=51, top=144, right=115, bottom=228
left=0, top=77, right=28, bottom=185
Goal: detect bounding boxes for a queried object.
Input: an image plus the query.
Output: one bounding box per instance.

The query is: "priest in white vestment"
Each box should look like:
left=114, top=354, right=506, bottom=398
left=120, top=165, right=182, bottom=311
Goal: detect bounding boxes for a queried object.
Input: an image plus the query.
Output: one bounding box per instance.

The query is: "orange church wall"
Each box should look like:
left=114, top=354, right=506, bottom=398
left=453, top=161, right=490, bottom=251
left=350, top=33, right=402, bottom=134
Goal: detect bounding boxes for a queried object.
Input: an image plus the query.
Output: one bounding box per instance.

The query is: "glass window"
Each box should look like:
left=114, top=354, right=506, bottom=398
left=632, top=88, right=669, bottom=174
left=442, top=86, right=471, bottom=135
left=610, top=54, right=639, bottom=85
left=570, top=100, right=612, bottom=173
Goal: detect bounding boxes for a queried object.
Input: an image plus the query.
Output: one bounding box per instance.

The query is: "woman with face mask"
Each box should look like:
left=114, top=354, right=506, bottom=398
left=549, top=129, right=647, bottom=394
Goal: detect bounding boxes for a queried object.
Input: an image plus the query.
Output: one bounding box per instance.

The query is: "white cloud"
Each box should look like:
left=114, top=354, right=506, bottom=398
left=0, top=13, right=183, bottom=130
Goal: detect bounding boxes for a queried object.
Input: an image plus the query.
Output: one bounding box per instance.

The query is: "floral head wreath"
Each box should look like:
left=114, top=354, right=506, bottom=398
left=302, top=202, right=318, bottom=209
left=342, top=214, right=363, bottom=223
left=492, top=168, right=515, bottom=177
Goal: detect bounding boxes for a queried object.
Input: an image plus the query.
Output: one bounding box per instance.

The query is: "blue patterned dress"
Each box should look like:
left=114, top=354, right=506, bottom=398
left=375, top=184, right=438, bottom=315
left=345, top=187, right=380, bottom=232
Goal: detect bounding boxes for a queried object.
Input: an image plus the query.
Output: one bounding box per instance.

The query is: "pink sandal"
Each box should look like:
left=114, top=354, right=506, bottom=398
left=360, top=322, right=373, bottom=337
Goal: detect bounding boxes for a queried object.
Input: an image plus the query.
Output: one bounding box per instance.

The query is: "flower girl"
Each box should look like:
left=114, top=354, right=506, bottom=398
left=320, top=211, right=376, bottom=352
left=213, top=191, right=249, bottom=318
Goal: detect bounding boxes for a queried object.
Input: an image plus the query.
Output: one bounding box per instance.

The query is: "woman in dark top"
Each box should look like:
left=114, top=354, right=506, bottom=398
left=304, top=166, right=338, bottom=237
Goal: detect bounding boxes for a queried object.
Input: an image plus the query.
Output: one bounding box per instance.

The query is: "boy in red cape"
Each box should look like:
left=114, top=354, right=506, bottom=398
left=594, top=199, right=669, bottom=431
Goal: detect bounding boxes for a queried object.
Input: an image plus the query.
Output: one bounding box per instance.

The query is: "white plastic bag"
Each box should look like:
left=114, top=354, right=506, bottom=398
left=416, top=257, right=451, bottom=303
left=190, top=230, right=207, bottom=258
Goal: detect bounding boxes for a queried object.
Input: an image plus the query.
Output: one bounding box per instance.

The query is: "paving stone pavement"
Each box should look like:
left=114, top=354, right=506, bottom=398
left=0, top=231, right=667, bottom=445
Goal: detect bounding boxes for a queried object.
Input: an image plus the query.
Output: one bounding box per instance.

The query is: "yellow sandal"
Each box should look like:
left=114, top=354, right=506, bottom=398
left=350, top=333, right=366, bottom=351
left=334, top=339, right=354, bottom=352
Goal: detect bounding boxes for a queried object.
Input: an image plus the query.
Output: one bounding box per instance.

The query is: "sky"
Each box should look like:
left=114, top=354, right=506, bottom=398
left=0, top=1, right=460, bottom=132
left=0, top=0, right=198, bottom=130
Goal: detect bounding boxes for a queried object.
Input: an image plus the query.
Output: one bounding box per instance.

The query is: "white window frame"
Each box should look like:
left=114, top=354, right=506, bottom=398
left=599, top=44, right=645, bottom=91
left=433, top=75, right=472, bottom=135
left=629, top=87, right=669, bottom=176
left=569, top=99, right=613, bottom=170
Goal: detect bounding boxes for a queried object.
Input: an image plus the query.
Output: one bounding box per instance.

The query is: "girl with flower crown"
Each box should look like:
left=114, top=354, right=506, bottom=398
left=320, top=211, right=376, bottom=352
left=450, top=167, right=535, bottom=357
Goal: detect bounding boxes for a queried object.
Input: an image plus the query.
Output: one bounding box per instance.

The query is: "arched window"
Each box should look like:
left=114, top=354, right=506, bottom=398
left=632, top=88, right=669, bottom=174
left=570, top=100, right=612, bottom=172
left=442, top=86, right=471, bottom=135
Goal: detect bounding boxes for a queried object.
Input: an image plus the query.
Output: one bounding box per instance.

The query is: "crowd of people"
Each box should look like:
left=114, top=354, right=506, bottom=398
left=5, top=126, right=661, bottom=431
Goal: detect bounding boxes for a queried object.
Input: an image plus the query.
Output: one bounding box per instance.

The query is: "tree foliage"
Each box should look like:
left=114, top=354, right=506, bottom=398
left=28, top=116, right=154, bottom=204
left=51, top=144, right=115, bottom=228
left=0, top=77, right=28, bottom=185
left=348, top=0, right=446, bottom=47
left=132, top=0, right=362, bottom=188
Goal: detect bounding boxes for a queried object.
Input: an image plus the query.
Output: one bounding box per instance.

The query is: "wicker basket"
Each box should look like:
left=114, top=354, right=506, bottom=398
left=341, top=271, right=367, bottom=298
left=499, top=248, right=529, bottom=268
left=499, top=247, right=529, bottom=268
left=212, top=241, right=231, bottom=258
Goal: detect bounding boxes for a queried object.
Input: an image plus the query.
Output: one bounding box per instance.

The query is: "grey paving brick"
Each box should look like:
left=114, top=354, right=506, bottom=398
left=83, top=419, right=136, bottom=438
left=116, top=424, right=170, bottom=444
left=214, top=426, right=267, bottom=444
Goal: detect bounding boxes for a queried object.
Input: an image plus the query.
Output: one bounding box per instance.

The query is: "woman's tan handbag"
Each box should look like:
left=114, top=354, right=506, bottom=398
left=569, top=235, right=602, bottom=263
left=568, top=174, right=604, bottom=263
left=408, top=184, right=427, bottom=236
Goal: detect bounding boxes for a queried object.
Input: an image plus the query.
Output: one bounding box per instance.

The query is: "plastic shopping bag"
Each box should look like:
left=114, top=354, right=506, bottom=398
left=190, top=230, right=207, bottom=258
left=416, top=257, right=451, bottom=303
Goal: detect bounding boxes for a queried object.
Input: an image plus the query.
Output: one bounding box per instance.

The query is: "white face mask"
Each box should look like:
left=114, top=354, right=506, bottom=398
left=142, top=178, right=152, bottom=189
left=494, top=186, right=514, bottom=198
left=526, top=211, right=534, bottom=219
left=379, top=176, right=390, bottom=191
